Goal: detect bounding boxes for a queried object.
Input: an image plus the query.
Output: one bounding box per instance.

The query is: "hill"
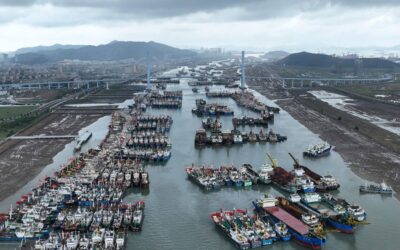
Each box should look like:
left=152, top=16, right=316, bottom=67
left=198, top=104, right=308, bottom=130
left=278, top=52, right=399, bottom=69
left=261, top=50, right=290, bottom=61
left=14, top=41, right=197, bottom=64
left=14, top=44, right=85, bottom=55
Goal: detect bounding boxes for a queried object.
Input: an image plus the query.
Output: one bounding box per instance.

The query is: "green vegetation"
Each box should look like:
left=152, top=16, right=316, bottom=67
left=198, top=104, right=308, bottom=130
left=0, top=114, right=39, bottom=139
left=0, top=106, right=37, bottom=120
left=332, top=82, right=400, bottom=105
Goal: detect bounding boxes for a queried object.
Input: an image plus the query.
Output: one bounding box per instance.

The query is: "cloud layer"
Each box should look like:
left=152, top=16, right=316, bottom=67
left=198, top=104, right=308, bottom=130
left=0, top=0, right=399, bottom=52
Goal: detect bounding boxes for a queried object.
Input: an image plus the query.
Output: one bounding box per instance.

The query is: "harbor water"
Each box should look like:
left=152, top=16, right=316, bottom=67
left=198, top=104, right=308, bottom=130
left=1, top=79, right=400, bottom=250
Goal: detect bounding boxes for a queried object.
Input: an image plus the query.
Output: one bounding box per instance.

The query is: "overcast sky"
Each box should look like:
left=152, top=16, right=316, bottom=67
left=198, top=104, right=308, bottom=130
left=0, top=0, right=399, bottom=52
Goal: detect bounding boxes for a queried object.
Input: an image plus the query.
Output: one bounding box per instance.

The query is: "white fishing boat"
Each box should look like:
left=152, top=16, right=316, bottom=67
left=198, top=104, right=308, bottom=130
left=347, top=204, right=366, bottom=222
left=116, top=231, right=126, bottom=249
left=104, top=230, right=115, bottom=249
left=301, top=192, right=321, bottom=204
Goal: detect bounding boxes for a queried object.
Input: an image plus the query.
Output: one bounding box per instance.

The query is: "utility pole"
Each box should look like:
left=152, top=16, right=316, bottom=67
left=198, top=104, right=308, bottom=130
left=240, top=51, right=246, bottom=89
left=146, top=51, right=151, bottom=91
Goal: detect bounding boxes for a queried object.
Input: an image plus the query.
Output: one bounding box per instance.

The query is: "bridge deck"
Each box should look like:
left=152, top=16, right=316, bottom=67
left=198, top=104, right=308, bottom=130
left=11, top=135, right=77, bottom=140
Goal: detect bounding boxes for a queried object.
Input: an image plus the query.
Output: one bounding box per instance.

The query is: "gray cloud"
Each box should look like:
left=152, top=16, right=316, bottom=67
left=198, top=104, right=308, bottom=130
left=46, top=0, right=400, bottom=20
left=1, top=0, right=399, bottom=20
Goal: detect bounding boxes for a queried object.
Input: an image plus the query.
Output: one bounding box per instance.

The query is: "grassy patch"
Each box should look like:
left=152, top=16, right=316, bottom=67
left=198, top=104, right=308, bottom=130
left=0, top=106, right=37, bottom=120
left=0, top=114, right=39, bottom=139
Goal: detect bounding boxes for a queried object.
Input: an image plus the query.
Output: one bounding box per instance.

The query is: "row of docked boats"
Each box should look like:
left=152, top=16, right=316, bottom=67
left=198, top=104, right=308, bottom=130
left=34, top=230, right=126, bottom=250
left=185, top=155, right=339, bottom=195
left=205, top=91, right=233, bottom=98
left=213, top=192, right=368, bottom=249
left=202, top=118, right=222, bottom=131
left=0, top=109, right=154, bottom=248
left=232, top=116, right=269, bottom=127
left=114, top=149, right=171, bottom=162
left=149, top=90, right=182, bottom=109
left=126, top=134, right=171, bottom=148
left=230, top=91, right=280, bottom=115
left=192, top=99, right=234, bottom=116
left=127, top=120, right=171, bottom=133
left=117, top=112, right=173, bottom=163
left=185, top=165, right=261, bottom=190
left=194, top=128, right=287, bottom=147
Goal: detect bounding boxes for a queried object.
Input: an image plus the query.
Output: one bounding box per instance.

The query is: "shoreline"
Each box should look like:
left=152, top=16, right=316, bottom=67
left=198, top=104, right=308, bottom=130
left=0, top=114, right=106, bottom=203
left=249, top=83, right=400, bottom=199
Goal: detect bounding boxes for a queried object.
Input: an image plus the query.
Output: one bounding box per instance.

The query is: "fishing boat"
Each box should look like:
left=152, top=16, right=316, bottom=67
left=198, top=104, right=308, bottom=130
left=273, top=222, right=291, bottom=241
left=131, top=209, right=143, bottom=231
left=75, top=131, right=92, bottom=152
left=359, top=181, right=392, bottom=195
left=112, top=210, right=124, bottom=230
left=64, top=231, right=80, bottom=250
left=301, top=193, right=322, bottom=204
left=242, top=164, right=259, bottom=184
left=303, top=142, right=332, bottom=158
left=140, top=172, right=150, bottom=188
left=233, top=132, right=243, bottom=144
left=289, top=193, right=301, bottom=203
left=230, top=170, right=243, bottom=187
left=210, top=209, right=252, bottom=250
left=116, top=231, right=126, bottom=249
left=104, top=230, right=115, bottom=249
left=91, top=228, right=105, bottom=245
left=78, top=234, right=90, bottom=249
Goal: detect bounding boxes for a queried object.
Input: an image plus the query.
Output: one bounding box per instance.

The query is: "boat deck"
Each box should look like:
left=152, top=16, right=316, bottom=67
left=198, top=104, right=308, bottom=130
left=265, top=206, right=309, bottom=235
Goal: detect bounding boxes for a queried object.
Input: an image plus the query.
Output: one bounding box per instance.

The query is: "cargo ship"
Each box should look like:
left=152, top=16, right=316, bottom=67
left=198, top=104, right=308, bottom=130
left=253, top=194, right=326, bottom=249
left=267, top=154, right=298, bottom=193
left=289, top=153, right=340, bottom=192
left=276, top=197, right=325, bottom=236
left=303, top=142, right=332, bottom=158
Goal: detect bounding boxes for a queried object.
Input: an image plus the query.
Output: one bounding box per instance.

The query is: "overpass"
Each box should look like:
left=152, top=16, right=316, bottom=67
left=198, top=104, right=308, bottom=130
left=0, top=75, right=391, bottom=90
left=0, top=53, right=393, bottom=90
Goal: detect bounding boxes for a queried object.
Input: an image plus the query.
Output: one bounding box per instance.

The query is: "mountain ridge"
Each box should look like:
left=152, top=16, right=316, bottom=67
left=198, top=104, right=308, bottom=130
left=13, top=41, right=197, bottom=64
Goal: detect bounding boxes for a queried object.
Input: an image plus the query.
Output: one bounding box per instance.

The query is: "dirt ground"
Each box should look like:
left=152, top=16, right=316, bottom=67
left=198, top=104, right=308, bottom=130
left=249, top=81, right=400, bottom=199
left=0, top=113, right=105, bottom=202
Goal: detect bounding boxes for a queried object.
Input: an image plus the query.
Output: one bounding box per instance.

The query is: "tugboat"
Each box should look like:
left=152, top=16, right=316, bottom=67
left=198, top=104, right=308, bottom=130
left=359, top=181, right=393, bottom=195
